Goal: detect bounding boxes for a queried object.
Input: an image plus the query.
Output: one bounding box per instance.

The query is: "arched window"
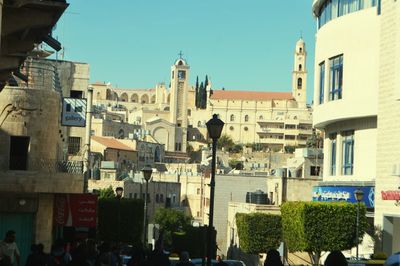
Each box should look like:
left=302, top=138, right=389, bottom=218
left=131, top=94, right=138, bottom=103
left=230, top=114, right=235, bottom=122
left=244, top=115, right=249, bottom=122
left=297, top=78, right=302, bottom=89
left=259, top=115, right=264, bottom=120
left=197, top=121, right=201, bottom=127
left=299, top=47, right=303, bottom=53
left=299, top=64, right=302, bottom=71
left=187, top=109, right=192, bottom=116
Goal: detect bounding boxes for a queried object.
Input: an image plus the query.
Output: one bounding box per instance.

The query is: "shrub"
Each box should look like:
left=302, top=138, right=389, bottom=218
left=236, top=213, right=282, bottom=254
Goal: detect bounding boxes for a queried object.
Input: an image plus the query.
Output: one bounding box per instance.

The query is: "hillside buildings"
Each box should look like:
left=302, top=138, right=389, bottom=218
left=90, top=39, right=313, bottom=153
left=311, top=0, right=400, bottom=256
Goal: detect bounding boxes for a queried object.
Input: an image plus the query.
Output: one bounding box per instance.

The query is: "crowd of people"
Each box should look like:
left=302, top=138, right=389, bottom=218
left=1, top=230, right=400, bottom=266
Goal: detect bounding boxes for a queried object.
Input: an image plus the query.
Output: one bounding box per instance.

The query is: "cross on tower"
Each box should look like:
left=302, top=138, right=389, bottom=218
left=178, top=51, right=184, bottom=59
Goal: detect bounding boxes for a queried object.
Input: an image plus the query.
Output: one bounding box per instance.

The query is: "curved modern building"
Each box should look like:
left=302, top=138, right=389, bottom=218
left=313, top=0, right=379, bottom=183
left=312, top=0, right=380, bottom=257
left=313, top=0, right=400, bottom=256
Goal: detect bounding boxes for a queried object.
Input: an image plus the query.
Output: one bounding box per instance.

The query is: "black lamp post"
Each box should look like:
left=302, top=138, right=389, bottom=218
left=142, top=165, right=153, bottom=247
left=115, top=187, right=123, bottom=243
left=206, top=114, right=224, bottom=266
left=354, top=188, right=364, bottom=261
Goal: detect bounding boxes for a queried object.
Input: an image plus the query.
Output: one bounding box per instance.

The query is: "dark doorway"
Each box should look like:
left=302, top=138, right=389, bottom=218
left=9, top=136, right=30, bottom=170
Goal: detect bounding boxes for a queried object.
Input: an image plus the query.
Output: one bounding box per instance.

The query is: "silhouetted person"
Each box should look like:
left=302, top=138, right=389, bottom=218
left=147, top=239, right=170, bottom=266
left=26, top=243, right=48, bottom=266
left=264, top=249, right=283, bottom=266
left=176, top=251, right=194, bottom=266
left=324, top=250, right=348, bottom=266
left=0, top=230, right=20, bottom=266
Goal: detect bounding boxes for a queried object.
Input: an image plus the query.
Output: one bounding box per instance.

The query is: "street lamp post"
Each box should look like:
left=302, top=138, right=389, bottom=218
left=115, top=187, right=123, bottom=243
left=142, top=165, right=153, bottom=248
left=206, top=114, right=224, bottom=266
left=354, top=188, right=364, bottom=261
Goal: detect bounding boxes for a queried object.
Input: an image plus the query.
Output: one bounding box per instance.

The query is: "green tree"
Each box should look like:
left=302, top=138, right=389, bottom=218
left=154, top=208, right=192, bottom=246
left=236, top=213, right=282, bottom=254
left=217, top=134, right=234, bottom=150
left=98, top=186, right=115, bottom=199
left=195, top=76, right=199, bottom=108
left=281, top=201, right=368, bottom=266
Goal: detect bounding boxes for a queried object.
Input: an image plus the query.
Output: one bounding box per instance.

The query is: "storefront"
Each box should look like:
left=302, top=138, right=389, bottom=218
left=53, top=194, right=98, bottom=242
left=312, top=185, right=375, bottom=209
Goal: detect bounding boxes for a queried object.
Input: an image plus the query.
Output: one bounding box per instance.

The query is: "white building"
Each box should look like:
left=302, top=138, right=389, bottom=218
left=311, top=0, right=400, bottom=257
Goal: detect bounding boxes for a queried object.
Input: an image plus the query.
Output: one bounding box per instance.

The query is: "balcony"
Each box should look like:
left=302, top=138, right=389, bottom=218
left=0, top=159, right=84, bottom=193
left=1, top=0, right=68, bottom=90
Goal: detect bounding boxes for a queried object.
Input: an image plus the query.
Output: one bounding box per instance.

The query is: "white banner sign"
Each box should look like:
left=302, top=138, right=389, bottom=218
left=61, top=97, right=87, bottom=127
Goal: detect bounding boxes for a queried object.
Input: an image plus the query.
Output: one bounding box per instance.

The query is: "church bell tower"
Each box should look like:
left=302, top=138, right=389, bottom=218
left=292, top=38, right=307, bottom=108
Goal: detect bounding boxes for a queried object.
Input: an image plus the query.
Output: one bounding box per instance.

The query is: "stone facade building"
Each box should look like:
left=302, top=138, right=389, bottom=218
left=90, top=39, right=313, bottom=152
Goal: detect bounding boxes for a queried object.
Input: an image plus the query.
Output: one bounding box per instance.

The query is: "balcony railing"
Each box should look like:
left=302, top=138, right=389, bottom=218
left=14, top=58, right=61, bottom=92
left=26, top=159, right=83, bottom=174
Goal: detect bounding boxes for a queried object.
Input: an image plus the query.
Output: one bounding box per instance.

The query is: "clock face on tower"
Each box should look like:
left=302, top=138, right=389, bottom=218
left=178, top=70, right=186, bottom=79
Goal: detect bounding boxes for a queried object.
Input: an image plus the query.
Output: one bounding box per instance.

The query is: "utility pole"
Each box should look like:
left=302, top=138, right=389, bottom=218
left=83, top=87, right=93, bottom=192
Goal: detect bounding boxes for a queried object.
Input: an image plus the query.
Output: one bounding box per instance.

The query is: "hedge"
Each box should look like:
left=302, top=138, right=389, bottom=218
left=97, top=198, right=144, bottom=245
left=236, top=213, right=282, bottom=254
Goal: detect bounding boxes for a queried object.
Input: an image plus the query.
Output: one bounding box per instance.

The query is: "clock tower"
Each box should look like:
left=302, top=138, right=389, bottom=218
left=292, top=38, right=307, bottom=108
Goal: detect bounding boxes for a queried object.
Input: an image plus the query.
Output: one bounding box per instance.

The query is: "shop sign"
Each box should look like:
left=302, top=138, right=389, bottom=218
left=61, top=97, right=87, bottom=127
left=312, top=186, right=374, bottom=208
left=381, top=190, right=400, bottom=200
left=54, top=194, right=97, bottom=228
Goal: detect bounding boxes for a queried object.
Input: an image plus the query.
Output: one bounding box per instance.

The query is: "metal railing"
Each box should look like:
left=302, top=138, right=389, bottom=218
left=28, top=158, right=83, bottom=174
left=16, top=58, right=61, bottom=92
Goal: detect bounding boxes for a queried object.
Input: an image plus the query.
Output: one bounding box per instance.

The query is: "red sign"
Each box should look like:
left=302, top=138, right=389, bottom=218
left=54, top=194, right=97, bottom=228
left=381, top=190, right=400, bottom=200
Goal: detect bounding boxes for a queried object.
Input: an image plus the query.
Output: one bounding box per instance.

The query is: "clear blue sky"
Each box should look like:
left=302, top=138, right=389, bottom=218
left=53, top=1, right=317, bottom=103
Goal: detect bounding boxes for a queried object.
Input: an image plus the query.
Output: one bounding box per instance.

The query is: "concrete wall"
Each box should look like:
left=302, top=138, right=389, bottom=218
left=204, top=174, right=268, bottom=256
left=375, top=0, right=400, bottom=256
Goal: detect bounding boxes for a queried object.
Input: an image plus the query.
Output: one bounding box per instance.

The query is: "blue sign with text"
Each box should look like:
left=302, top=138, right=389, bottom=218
left=312, top=186, right=374, bottom=208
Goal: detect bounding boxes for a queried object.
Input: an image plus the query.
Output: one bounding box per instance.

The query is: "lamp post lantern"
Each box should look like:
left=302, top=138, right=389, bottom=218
left=354, top=188, right=364, bottom=261
left=206, top=114, right=224, bottom=266
left=142, top=165, right=153, bottom=247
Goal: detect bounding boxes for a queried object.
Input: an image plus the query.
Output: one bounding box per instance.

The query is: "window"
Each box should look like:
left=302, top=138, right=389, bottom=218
left=160, top=194, right=164, bottom=203
left=244, top=115, right=249, bottom=122
left=319, top=62, right=325, bottom=104
left=244, top=127, right=248, bottom=131
left=197, top=188, right=201, bottom=195
left=129, top=193, right=132, bottom=199
left=318, top=0, right=377, bottom=29
left=259, top=115, right=264, bottom=120
left=297, top=78, right=302, bottom=89
left=156, top=194, right=160, bottom=203
left=68, top=137, right=81, bottom=155
left=187, top=109, right=191, bottom=116
left=229, top=126, right=234, bottom=131
left=66, top=104, right=72, bottom=112
left=329, top=55, right=343, bottom=101
left=299, top=64, right=302, bottom=71
left=330, top=133, right=337, bottom=176
left=342, top=131, right=354, bottom=175
left=230, top=114, right=235, bottom=122
left=9, top=136, right=30, bottom=170
left=178, top=70, right=186, bottom=79
left=175, top=143, right=182, bottom=151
